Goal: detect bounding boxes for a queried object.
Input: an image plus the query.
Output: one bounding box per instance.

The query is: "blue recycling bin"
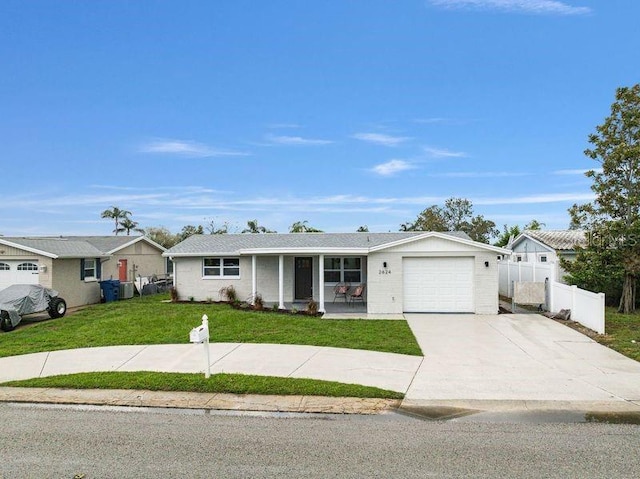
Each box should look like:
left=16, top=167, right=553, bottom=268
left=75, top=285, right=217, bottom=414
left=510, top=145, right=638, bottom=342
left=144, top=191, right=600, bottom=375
left=100, top=280, right=121, bottom=302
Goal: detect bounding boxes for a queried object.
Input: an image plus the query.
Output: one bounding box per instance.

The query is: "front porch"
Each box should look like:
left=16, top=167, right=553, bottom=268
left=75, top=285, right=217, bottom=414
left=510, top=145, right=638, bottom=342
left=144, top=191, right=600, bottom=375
left=248, top=253, right=367, bottom=315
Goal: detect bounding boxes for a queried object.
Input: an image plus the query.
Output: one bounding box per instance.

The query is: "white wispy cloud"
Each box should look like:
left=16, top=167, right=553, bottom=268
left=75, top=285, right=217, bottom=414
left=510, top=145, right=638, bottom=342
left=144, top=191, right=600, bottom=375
left=139, top=139, right=248, bottom=158
left=474, top=192, right=595, bottom=205
left=424, top=146, right=468, bottom=158
left=265, top=134, right=334, bottom=146
left=371, top=160, right=417, bottom=176
left=427, top=0, right=591, bottom=15
left=553, top=168, right=602, bottom=175
left=352, top=132, right=411, bottom=147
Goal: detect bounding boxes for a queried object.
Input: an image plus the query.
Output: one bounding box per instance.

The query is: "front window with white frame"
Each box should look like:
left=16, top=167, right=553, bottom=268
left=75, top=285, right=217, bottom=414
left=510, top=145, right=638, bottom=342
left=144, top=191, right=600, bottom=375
left=323, top=257, right=362, bottom=284
left=203, top=257, right=240, bottom=278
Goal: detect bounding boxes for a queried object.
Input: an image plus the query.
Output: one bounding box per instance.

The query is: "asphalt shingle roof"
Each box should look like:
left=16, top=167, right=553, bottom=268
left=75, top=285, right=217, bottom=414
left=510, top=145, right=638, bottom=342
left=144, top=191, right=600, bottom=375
left=165, top=231, right=473, bottom=256
left=0, top=235, right=154, bottom=258
left=522, top=230, right=588, bottom=251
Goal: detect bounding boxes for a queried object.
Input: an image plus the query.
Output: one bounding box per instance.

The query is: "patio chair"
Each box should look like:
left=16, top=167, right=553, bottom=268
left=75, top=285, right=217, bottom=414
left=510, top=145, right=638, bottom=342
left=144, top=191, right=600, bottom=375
left=348, top=283, right=366, bottom=306
left=333, top=282, right=351, bottom=303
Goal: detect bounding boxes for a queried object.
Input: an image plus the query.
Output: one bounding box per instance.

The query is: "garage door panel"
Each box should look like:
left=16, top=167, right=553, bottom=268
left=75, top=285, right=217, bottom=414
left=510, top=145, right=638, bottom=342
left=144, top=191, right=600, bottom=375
left=403, top=257, right=474, bottom=313
left=0, top=260, right=40, bottom=291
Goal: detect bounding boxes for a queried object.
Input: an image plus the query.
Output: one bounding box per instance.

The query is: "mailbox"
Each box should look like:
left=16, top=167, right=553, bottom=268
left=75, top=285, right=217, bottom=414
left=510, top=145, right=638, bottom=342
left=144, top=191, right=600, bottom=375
left=190, top=325, right=208, bottom=343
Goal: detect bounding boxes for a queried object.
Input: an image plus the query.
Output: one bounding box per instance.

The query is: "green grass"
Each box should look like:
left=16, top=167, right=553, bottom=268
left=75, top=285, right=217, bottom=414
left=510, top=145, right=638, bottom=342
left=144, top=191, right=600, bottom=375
left=598, top=307, right=640, bottom=362
left=1, top=371, right=403, bottom=399
left=0, top=294, right=422, bottom=358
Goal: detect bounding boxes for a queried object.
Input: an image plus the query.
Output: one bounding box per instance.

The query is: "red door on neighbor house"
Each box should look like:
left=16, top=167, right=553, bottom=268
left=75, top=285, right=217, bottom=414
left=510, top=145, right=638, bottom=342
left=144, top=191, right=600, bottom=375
left=118, top=259, right=128, bottom=282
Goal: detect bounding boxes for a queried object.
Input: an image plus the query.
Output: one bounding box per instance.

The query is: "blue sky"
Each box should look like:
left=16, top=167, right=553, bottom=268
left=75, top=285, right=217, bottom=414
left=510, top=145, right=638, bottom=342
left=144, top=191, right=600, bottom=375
left=1, top=0, right=637, bottom=237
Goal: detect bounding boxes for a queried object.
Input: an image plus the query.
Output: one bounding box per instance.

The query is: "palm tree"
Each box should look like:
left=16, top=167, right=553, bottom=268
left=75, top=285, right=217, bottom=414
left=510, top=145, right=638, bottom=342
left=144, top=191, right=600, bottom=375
left=242, top=219, right=275, bottom=233
left=101, top=206, right=132, bottom=235
left=117, top=217, right=145, bottom=236
left=289, top=220, right=323, bottom=233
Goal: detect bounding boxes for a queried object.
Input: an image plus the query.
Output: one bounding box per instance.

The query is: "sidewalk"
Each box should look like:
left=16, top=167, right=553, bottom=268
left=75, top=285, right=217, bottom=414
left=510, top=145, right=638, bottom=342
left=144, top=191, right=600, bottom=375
left=0, top=343, right=423, bottom=393
left=0, top=343, right=418, bottom=415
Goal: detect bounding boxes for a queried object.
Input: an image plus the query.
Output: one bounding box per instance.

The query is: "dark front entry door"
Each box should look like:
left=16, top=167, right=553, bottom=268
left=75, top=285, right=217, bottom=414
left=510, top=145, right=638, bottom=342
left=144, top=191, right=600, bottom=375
left=295, top=257, right=313, bottom=300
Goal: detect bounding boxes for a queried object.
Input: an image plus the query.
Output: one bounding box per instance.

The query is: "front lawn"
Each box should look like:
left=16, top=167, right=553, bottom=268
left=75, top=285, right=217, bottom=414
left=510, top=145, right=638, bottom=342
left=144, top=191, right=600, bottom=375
left=2, top=371, right=403, bottom=399
left=0, top=294, right=422, bottom=358
left=598, top=308, right=640, bottom=362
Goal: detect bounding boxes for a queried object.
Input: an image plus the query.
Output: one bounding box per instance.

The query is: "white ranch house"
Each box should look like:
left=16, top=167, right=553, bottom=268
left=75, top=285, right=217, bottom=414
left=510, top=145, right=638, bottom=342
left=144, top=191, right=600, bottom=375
left=164, top=232, right=510, bottom=315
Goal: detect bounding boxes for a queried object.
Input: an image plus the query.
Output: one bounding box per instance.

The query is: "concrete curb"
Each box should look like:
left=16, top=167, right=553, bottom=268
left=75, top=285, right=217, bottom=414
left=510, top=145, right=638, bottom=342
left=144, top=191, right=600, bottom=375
left=0, top=387, right=401, bottom=415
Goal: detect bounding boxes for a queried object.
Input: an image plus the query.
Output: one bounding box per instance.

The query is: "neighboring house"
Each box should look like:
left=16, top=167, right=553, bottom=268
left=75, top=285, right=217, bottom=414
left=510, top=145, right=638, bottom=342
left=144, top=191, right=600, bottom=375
left=164, top=232, right=510, bottom=315
left=508, top=229, right=588, bottom=281
left=0, top=236, right=166, bottom=307
left=509, top=230, right=587, bottom=264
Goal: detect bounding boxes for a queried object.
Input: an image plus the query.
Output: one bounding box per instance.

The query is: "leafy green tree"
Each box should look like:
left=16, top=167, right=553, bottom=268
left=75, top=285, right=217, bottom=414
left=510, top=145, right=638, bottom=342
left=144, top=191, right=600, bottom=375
left=145, top=227, right=179, bottom=248
left=561, top=243, right=624, bottom=307
left=402, top=197, right=497, bottom=243
left=101, top=206, right=132, bottom=235
left=176, top=224, right=204, bottom=242
left=289, top=220, right=323, bottom=233
left=242, top=219, right=275, bottom=233
left=117, top=217, right=144, bottom=236
left=566, top=84, right=640, bottom=313
left=494, top=225, right=521, bottom=248
left=494, top=220, right=544, bottom=247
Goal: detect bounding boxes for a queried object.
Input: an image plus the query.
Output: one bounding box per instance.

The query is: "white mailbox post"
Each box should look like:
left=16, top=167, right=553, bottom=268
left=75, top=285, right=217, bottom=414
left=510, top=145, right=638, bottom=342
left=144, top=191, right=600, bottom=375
left=189, top=314, right=210, bottom=379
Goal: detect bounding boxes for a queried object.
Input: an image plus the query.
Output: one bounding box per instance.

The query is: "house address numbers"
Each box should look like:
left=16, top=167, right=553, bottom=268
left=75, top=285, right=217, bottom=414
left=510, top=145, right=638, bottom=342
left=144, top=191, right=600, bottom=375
left=378, top=269, right=391, bottom=275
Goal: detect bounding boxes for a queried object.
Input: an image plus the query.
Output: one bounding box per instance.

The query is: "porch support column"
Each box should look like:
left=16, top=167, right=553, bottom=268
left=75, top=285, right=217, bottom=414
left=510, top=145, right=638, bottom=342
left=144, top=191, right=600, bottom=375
left=318, top=254, right=325, bottom=313
left=278, top=255, right=285, bottom=309
left=251, top=255, right=257, bottom=304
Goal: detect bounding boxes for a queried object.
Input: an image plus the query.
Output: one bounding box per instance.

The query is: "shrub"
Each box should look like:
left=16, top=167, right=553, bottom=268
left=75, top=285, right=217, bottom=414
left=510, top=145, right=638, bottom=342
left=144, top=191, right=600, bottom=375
left=219, top=285, right=238, bottom=303
left=306, top=299, right=319, bottom=316
left=253, top=293, right=264, bottom=311
left=169, top=287, right=179, bottom=302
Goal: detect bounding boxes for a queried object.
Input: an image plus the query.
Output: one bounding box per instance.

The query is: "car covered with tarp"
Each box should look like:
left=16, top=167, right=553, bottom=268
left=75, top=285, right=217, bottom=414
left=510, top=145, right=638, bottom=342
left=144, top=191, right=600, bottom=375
left=0, top=284, right=67, bottom=332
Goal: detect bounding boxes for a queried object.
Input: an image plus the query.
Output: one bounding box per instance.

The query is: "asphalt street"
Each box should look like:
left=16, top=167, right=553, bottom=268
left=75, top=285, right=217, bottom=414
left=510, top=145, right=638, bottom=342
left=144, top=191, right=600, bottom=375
left=2, top=403, right=639, bottom=479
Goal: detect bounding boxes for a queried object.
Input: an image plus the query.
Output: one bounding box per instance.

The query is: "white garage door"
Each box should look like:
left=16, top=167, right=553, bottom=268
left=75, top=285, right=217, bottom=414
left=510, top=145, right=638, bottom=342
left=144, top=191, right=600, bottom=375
left=403, top=257, right=474, bottom=313
left=0, top=260, right=40, bottom=291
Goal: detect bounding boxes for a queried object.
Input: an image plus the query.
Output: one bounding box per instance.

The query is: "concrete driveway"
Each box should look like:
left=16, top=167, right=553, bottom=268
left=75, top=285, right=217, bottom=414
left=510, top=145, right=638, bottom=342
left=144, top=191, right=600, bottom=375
left=404, top=313, right=640, bottom=409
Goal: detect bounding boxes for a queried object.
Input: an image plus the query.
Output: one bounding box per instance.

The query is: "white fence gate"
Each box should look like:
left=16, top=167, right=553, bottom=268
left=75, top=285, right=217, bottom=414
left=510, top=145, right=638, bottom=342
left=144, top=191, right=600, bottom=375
left=498, top=260, right=605, bottom=334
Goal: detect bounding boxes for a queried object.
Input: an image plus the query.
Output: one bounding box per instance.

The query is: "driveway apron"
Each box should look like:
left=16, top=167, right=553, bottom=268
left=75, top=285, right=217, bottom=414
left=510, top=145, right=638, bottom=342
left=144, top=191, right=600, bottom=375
left=404, top=313, right=640, bottom=404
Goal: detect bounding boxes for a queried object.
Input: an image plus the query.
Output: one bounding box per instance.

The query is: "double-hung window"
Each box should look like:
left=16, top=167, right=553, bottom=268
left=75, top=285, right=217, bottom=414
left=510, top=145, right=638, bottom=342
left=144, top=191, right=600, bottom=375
left=83, top=259, right=96, bottom=280
left=323, top=257, right=362, bottom=284
left=203, top=257, right=240, bottom=278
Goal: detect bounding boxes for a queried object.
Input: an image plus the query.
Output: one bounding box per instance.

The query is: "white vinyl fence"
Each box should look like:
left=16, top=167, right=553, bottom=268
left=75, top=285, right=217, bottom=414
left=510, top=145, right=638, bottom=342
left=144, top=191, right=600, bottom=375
left=498, top=260, right=605, bottom=334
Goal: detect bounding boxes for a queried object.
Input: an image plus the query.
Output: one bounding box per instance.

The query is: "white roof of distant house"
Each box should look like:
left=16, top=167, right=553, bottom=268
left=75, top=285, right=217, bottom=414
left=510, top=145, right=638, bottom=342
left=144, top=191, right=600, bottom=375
left=513, top=230, right=588, bottom=251
left=0, top=235, right=165, bottom=259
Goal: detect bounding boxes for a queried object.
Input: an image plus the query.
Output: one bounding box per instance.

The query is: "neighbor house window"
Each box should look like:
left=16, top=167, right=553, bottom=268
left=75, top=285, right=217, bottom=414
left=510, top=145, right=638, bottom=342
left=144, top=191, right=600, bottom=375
left=323, top=257, right=362, bottom=284
left=516, top=256, right=522, bottom=262
left=203, top=257, right=240, bottom=278
left=0, top=263, right=10, bottom=271
left=83, top=259, right=96, bottom=279
left=540, top=255, right=547, bottom=263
